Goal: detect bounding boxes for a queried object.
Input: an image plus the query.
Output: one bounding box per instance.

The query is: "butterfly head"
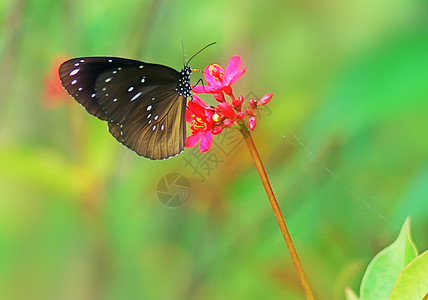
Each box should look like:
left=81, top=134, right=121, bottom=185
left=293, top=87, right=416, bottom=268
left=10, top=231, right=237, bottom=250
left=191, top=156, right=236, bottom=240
left=177, top=66, right=192, bottom=98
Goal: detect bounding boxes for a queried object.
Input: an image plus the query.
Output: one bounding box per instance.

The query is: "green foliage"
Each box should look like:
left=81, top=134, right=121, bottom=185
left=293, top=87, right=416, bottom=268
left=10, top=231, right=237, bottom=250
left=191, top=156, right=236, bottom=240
left=346, top=218, right=428, bottom=300
left=390, top=251, right=428, bottom=300
left=345, top=287, right=360, bottom=300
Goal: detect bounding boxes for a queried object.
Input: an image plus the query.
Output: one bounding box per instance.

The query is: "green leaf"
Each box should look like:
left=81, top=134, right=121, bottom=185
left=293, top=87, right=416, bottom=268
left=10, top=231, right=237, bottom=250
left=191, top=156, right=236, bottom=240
left=389, top=250, right=428, bottom=300
left=345, top=286, right=360, bottom=300
left=360, top=217, right=418, bottom=300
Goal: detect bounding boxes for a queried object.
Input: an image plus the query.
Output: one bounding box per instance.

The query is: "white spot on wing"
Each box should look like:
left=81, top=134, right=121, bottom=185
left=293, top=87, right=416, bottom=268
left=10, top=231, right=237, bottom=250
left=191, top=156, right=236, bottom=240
left=128, top=87, right=134, bottom=92
left=108, top=59, right=113, bottom=62
left=91, top=93, right=96, bottom=98
left=113, top=98, right=118, bottom=102
left=154, top=115, right=159, bottom=120
left=141, top=77, right=145, bottom=83
left=78, top=87, right=83, bottom=91
left=147, top=114, right=151, bottom=119
left=130, top=92, right=142, bottom=101
left=161, top=125, right=165, bottom=130
left=152, top=125, right=156, bottom=130
left=105, top=77, right=112, bottom=83
left=147, top=105, right=152, bottom=111
left=71, top=79, right=77, bottom=85
left=70, top=69, right=79, bottom=76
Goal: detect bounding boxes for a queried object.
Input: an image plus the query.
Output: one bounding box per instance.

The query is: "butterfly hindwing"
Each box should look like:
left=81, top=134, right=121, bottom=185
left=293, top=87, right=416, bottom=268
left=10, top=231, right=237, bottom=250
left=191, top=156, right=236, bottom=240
left=104, top=82, right=186, bottom=159
left=120, top=88, right=186, bottom=159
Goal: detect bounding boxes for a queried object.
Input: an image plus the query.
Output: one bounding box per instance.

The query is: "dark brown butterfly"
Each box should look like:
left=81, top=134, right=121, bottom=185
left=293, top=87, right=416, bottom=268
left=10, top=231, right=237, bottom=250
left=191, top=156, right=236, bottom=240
left=59, top=57, right=192, bottom=160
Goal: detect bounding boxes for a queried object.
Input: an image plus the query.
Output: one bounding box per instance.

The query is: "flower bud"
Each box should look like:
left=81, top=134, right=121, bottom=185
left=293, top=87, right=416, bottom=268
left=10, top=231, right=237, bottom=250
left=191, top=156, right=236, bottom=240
left=249, top=98, right=257, bottom=109
left=232, top=95, right=244, bottom=110
left=212, top=126, right=224, bottom=135
left=237, top=111, right=245, bottom=119
left=257, top=93, right=273, bottom=106
left=223, top=119, right=233, bottom=127
left=213, top=92, right=225, bottom=102
left=249, top=117, right=257, bottom=130
left=218, top=102, right=236, bottom=119
left=245, top=108, right=254, bottom=116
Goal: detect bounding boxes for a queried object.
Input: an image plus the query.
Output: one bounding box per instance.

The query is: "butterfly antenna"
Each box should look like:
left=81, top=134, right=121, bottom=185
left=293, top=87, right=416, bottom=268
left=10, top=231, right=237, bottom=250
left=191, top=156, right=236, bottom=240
left=186, top=42, right=216, bottom=66
left=180, top=38, right=186, bottom=66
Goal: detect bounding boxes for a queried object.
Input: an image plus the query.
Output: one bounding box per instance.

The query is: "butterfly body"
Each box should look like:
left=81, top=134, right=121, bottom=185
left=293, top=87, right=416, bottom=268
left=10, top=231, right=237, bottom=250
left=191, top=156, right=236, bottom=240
left=59, top=57, right=192, bottom=160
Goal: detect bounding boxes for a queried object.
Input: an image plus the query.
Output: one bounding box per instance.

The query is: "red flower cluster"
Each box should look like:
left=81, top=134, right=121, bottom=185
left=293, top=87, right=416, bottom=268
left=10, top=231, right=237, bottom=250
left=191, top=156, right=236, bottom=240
left=42, top=56, right=70, bottom=109
left=186, top=95, right=214, bottom=152
left=186, top=56, right=273, bottom=152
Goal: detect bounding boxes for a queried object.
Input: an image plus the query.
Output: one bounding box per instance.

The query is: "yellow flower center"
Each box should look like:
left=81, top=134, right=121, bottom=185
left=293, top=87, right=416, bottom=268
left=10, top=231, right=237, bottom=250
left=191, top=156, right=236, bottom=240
left=191, top=116, right=207, bottom=130
left=208, top=64, right=225, bottom=82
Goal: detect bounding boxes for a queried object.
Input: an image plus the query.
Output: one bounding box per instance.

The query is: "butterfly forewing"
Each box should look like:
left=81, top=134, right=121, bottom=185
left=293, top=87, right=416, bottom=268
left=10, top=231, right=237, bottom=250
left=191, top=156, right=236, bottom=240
left=59, top=58, right=138, bottom=120
left=59, top=57, right=190, bottom=160
left=94, top=63, right=179, bottom=123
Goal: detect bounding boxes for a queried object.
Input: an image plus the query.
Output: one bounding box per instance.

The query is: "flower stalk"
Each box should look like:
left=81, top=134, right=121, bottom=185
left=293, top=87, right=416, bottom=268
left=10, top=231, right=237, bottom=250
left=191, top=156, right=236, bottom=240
left=187, top=55, right=315, bottom=299
left=240, top=126, right=315, bottom=300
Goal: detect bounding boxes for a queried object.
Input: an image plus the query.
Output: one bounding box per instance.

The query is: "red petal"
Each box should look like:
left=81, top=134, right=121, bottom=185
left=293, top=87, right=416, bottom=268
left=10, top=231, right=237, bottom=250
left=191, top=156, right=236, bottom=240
left=192, top=94, right=209, bottom=108
left=192, top=84, right=220, bottom=94
left=225, top=56, right=242, bottom=83
left=186, top=102, right=201, bottom=121
left=186, top=132, right=202, bottom=148
left=199, top=131, right=213, bottom=152
left=192, top=85, right=208, bottom=93
left=186, top=109, right=194, bottom=122
left=192, top=84, right=222, bottom=95
left=228, top=66, right=247, bottom=85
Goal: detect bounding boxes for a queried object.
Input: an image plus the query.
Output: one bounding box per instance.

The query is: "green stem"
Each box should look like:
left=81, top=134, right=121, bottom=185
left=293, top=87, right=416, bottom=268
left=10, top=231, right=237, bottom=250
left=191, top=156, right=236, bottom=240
left=240, top=127, right=315, bottom=300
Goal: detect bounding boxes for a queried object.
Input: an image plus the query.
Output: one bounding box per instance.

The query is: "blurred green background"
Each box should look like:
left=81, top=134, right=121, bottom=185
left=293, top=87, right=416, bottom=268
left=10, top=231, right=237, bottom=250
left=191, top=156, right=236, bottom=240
left=1, top=0, right=427, bottom=299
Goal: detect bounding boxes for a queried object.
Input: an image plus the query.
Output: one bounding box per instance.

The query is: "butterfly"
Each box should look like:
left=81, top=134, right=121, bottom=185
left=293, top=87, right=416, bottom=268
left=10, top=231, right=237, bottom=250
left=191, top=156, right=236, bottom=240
left=59, top=56, right=193, bottom=160
left=59, top=43, right=215, bottom=160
